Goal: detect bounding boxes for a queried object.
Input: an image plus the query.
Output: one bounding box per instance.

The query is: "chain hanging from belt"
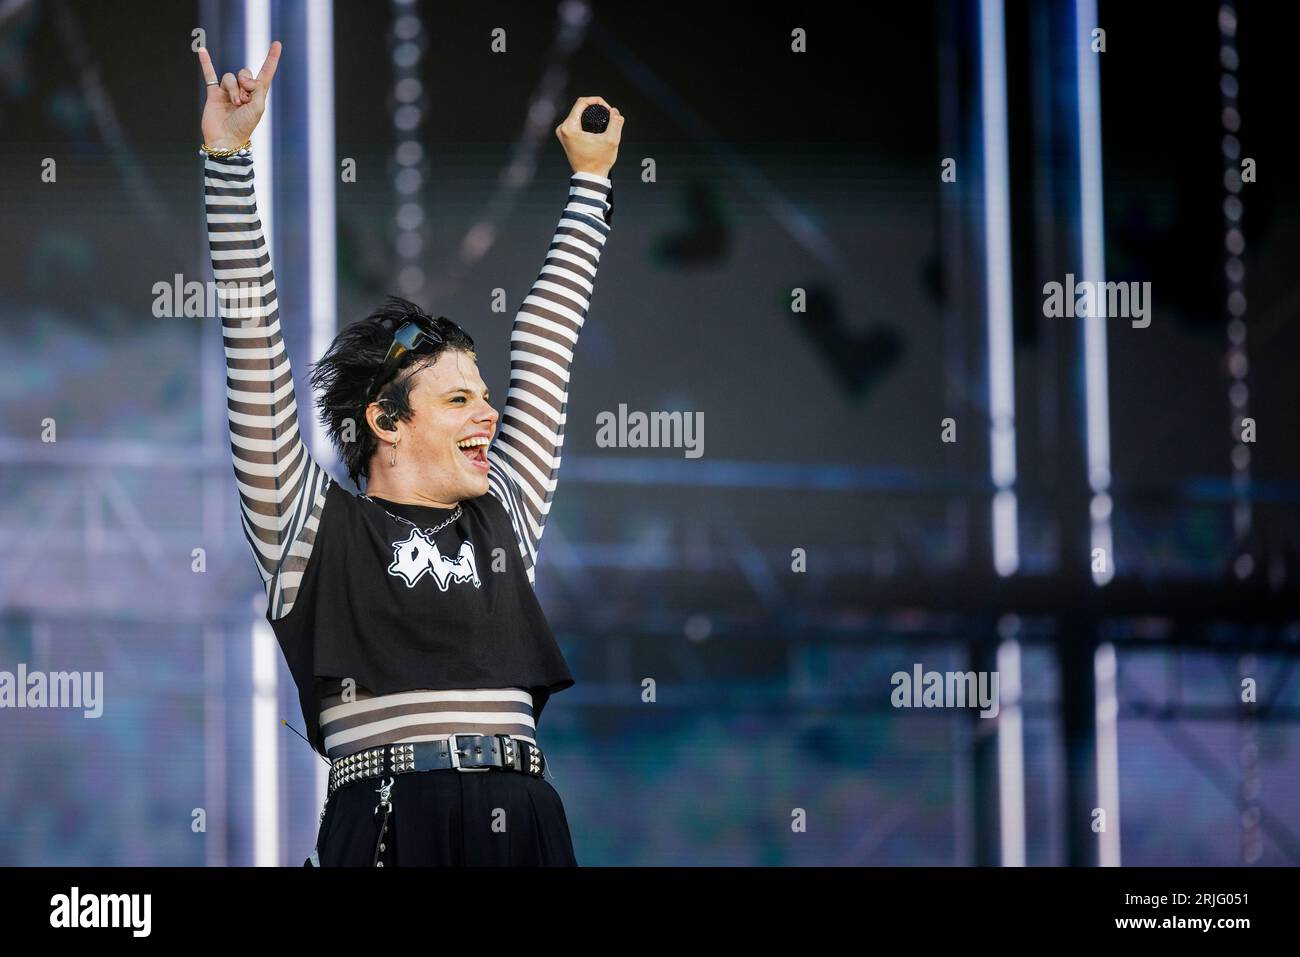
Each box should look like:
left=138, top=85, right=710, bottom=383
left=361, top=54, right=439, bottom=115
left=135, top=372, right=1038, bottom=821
left=372, top=776, right=395, bottom=867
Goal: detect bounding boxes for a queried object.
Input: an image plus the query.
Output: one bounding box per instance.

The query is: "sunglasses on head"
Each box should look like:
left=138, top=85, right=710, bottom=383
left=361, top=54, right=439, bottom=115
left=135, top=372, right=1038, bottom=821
left=365, top=316, right=449, bottom=401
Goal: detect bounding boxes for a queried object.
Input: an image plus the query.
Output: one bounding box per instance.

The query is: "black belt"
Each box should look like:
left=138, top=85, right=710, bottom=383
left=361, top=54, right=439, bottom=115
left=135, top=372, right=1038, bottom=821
left=328, top=733, right=546, bottom=798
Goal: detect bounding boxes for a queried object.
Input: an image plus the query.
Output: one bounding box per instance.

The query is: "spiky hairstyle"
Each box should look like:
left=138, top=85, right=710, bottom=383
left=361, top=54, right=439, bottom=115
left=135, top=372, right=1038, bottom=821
left=307, top=296, right=476, bottom=489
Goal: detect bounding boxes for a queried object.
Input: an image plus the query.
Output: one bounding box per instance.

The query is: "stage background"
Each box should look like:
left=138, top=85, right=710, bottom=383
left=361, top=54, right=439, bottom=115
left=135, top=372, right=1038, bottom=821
left=0, top=0, right=1297, bottom=865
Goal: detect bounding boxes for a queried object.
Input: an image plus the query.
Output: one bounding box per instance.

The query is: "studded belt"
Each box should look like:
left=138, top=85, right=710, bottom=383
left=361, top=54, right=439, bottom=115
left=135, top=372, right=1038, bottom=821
left=328, top=733, right=546, bottom=798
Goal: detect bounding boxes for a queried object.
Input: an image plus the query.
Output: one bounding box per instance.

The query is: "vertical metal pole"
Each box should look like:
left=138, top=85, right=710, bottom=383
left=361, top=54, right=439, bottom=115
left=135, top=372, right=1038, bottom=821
left=306, top=0, right=336, bottom=819
left=243, top=0, right=281, bottom=869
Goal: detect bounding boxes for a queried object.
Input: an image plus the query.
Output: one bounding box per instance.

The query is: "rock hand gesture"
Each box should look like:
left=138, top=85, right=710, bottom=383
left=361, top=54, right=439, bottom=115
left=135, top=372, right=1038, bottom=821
left=196, top=40, right=282, bottom=152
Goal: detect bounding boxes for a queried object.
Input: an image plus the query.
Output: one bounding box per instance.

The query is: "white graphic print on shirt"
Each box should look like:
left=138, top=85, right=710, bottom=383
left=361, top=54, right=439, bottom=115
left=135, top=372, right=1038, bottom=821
left=386, top=529, right=482, bottom=590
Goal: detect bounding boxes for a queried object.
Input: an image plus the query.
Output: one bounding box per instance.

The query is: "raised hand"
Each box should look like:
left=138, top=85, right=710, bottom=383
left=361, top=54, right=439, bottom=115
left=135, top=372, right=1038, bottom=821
left=555, top=96, right=623, bottom=178
left=196, top=41, right=282, bottom=151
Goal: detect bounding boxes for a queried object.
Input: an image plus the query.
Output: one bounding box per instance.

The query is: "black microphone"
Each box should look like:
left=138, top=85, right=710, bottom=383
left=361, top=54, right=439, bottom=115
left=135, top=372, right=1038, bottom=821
left=580, top=104, right=610, bottom=133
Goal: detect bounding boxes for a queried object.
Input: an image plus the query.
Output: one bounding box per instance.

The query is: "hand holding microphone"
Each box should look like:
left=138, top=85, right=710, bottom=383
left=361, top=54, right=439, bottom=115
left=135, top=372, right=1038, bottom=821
left=555, top=95, right=624, bottom=179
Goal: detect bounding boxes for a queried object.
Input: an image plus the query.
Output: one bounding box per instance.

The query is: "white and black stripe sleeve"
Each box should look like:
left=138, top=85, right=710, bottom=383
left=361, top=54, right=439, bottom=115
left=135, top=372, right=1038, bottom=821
left=486, top=171, right=613, bottom=587
left=204, top=150, right=331, bottom=620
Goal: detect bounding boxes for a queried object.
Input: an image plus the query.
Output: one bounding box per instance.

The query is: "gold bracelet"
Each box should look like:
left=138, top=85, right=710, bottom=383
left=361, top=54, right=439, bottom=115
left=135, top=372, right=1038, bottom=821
left=200, top=139, right=252, bottom=158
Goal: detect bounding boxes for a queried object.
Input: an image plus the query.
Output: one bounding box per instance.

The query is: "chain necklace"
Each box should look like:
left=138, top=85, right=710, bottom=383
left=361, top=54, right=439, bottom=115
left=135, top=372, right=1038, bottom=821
left=363, top=495, right=463, bottom=538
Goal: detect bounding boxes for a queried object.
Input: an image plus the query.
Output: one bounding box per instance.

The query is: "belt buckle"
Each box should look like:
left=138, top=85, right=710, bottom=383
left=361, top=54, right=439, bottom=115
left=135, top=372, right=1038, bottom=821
left=448, top=733, right=492, bottom=772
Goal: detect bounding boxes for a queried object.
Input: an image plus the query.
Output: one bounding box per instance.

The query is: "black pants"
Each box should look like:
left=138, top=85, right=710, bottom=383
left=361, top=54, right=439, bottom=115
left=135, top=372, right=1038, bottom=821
left=307, top=768, right=578, bottom=866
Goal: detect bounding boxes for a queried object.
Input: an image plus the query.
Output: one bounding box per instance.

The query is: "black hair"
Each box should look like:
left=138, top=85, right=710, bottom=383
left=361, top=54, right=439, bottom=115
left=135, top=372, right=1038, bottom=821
left=308, top=295, right=477, bottom=489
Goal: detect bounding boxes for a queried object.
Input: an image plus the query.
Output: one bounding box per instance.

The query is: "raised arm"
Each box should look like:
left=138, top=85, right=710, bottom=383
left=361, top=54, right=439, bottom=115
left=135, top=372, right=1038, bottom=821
left=200, top=42, right=331, bottom=619
left=487, top=97, right=623, bottom=586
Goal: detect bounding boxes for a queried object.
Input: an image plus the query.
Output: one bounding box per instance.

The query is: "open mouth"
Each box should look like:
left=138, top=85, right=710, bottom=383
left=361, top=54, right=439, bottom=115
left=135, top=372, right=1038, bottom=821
left=456, top=436, right=491, bottom=472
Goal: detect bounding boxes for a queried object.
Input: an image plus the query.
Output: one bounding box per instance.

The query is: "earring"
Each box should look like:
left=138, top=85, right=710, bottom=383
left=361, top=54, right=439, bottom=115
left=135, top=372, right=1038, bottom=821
left=389, top=440, right=398, bottom=467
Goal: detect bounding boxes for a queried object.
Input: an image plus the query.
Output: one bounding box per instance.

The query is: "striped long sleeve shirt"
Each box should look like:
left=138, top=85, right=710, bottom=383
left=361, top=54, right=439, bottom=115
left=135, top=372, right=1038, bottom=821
left=204, top=148, right=613, bottom=758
